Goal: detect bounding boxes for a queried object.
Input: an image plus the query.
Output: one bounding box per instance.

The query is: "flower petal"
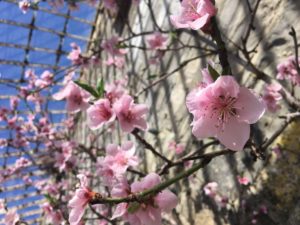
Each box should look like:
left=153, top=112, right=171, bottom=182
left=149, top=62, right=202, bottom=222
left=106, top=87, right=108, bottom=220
left=189, top=13, right=211, bottom=30
left=111, top=203, right=128, bottom=220
left=235, top=87, right=265, bottom=124
left=155, top=190, right=178, bottom=213
left=191, top=116, right=218, bottom=139
left=216, top=118, right=250, bottom=151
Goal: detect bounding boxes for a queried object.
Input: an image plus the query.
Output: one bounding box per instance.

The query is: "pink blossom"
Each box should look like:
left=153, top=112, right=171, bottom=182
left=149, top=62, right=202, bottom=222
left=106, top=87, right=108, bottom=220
left=203, top=182, right=218, bottom=197
left=105, top=79, right=127, bottom=104
left=113, top=173, right=178, bottom=225
left=68, top=174, right=94, bottom=225
left=4, top=209, right=20, bottom=225
left=277, top=56, right=300, bottom=86
left=237, top=176, right=250, bottom=185
left=105, top=56, right=126, bottom=69
left=101, top=36, right=127, bottom=56
left=168, top=141, right=185, bottom=154
left=97, top=142, right=138, bottom=186
left=114, top=94, right=148, bottom=133
left=10, top=96, right=20, bottom=110
left=147, top=32, right=168, bottom=50
left=19, top=0, right=30, bottom=14
left=13, top=157, right=31, bottom=172
left=87, top=99, right=116, bottom=130
left=42, top=203, right=63, bottom=225
left=262, top=83, right=282, bottom=113
left=106, top=142, right=139, bottom=174
left=55, top=152, right=77, bottom=172
left=170, top=0, right=217, bottom=30
left=186, top=75, right=265, bottom=151
left=68, top=43, right=83, bottom=65
left=55, top=141, right=77, bottom=172
left=35, top=71, right=54, bottom=88
left=53, top=81, right=91, bottom=113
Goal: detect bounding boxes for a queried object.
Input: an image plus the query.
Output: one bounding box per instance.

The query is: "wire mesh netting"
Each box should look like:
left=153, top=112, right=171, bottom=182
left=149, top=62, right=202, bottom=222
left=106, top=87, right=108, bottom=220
left=0, top=1, right=98, bottom=223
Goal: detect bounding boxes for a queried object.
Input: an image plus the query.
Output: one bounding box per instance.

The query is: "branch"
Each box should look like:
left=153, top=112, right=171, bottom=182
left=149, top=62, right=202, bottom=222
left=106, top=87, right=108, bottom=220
left=132, top=129, right=172, bottom=164
left=211, top=17, right=232, bottom=75
left=135, top=53, right=215, bottom=97
left=90, top=148, right=234, bottom=205
left=289, top=27, right=300, bottom=74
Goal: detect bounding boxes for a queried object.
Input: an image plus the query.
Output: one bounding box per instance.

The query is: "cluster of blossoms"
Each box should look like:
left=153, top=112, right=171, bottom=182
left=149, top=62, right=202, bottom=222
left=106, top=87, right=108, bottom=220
left=42, top=203, right=64, bottom=225
left=54, top=77, right=149, bottom=133
left=68, top=172, right=178, bottom=225
left=54, top=141, right=78, bottom=172
left=262, top=83, right=282, bottom=113
left=96, top=142, right=139, bottom=187
left=146, top=32, right=168, bottom=65
left=203, top=182, right=228, bottom=208
left=277, top=56, right=300, bottom=86
left=111, top=173, right=178, bottom=225
left=0, top=157, right=31, bottom=184
left=19, top=69, right=55, bottom=112
left=66, top=141, right=178, bottom=225
left=67, top=43, right=100, bottom=67
left=101, top=36, right=127, bottom=69
left=170, top=0, right=217, bottom=31
left=186, top=69, right=266, bottom=151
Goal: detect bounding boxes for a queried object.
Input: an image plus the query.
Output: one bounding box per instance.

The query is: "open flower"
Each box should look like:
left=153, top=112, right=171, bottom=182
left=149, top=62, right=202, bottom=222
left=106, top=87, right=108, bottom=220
left=277, top=56, right=300, bottom=86
left=114, top=95, right=148, bottom=133
left=112, top=173, right=178, bottom=225
left=87, top=99, right=116, bottom=130
left=170, top=0, right=217, bottom=30
left=68, top=174, right=94, bottom=225
left=186, top=75, right=265, bottom=151
left=97, top=142, right=138, bottom=187
left=53, top=81, right=91, bottom=113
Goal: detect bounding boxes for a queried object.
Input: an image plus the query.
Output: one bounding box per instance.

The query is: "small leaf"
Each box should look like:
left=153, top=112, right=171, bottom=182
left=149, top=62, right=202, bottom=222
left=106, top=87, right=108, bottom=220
left=127, top=202, right=140, bottom=214
left=208, top=64, right=220, bottom=80
left=96, top=78, right=105, bottom=98
left=148, top=74, right=157, bottom=79
left=74, top=81, right=99, bottom=98
left=169, top=31, right=178, bottom=40
left=44, top=194, right=56, bottom=205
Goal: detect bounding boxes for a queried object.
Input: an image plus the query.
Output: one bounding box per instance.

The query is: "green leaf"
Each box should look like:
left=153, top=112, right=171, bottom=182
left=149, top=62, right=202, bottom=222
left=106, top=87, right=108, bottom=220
left=148, top=74, right=157, bottom=80
left=44, top=194, right=56, bottom=205
left=208, top=64, right=220, bottom=81
left=96, top=78, right=105, bottom=98
left=169, top=31, right=178, bottom=40
left=127, top=202, right=140, bottom=214
left=74, top=81, right=99, bottom=98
